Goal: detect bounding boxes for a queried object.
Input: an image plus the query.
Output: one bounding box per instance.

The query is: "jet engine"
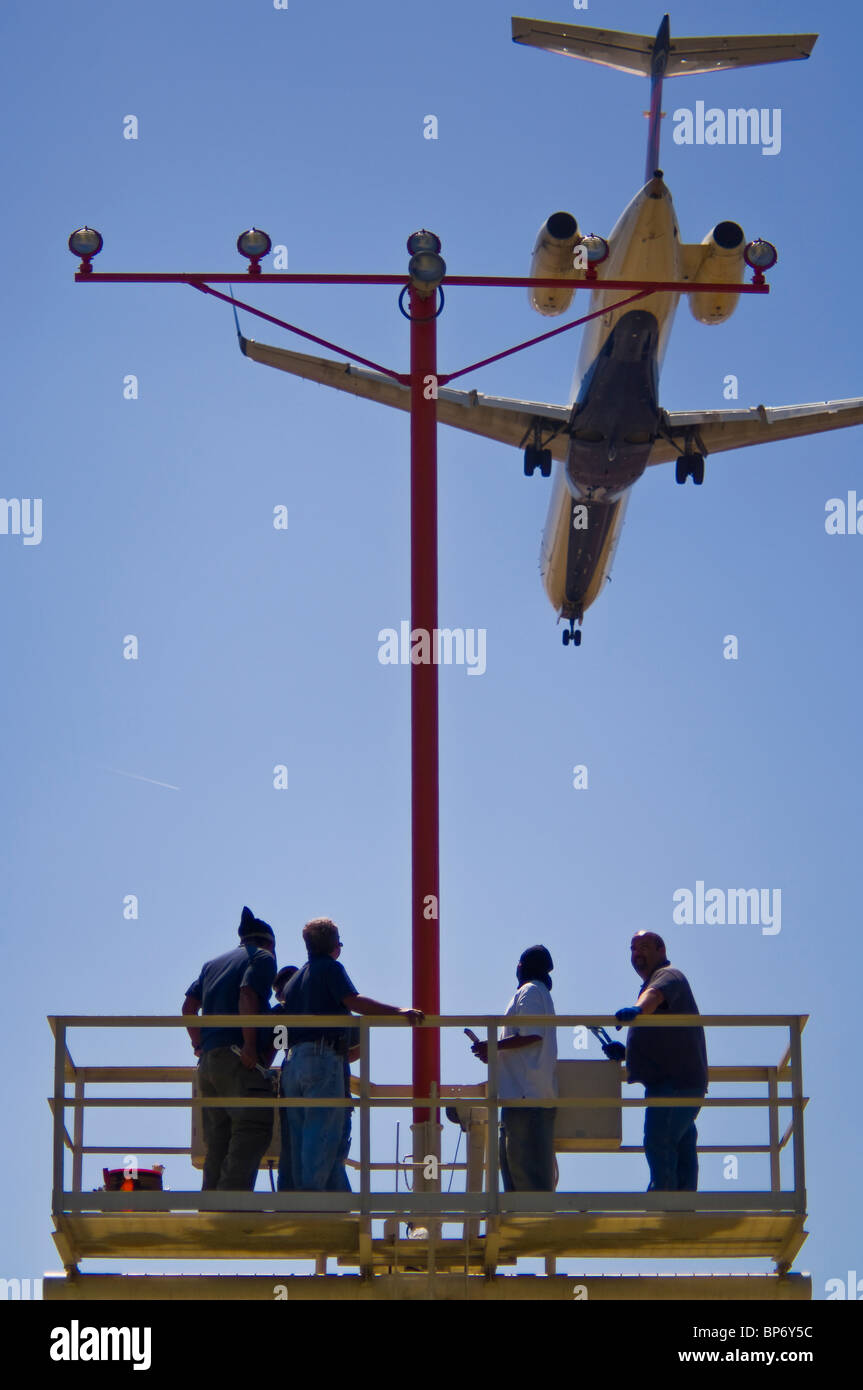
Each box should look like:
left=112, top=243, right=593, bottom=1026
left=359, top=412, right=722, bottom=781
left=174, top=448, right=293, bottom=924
left=689, top=221, right=746, bottom=325
left=528, top=212, right=582, bottom=316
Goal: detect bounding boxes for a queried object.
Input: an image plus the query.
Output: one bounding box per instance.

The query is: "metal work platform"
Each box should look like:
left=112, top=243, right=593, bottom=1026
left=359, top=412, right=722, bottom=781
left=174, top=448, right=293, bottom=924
left=46, top=1012, right=810, bottom=1300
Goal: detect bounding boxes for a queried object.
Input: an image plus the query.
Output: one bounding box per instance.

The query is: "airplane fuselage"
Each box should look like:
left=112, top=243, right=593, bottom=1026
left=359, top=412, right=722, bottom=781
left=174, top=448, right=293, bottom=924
left=541, top=174, right=683, bottom=622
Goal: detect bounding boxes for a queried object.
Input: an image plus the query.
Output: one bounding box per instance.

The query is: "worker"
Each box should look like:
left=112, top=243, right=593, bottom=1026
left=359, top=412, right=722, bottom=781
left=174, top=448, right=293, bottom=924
left=281, top=918, right=423, bottom=1191
left=614, top=931, right=708, bottom=1191
left=471, top=945, right=558, bottom=1191
left=183, top=907, right=277, bottom=1191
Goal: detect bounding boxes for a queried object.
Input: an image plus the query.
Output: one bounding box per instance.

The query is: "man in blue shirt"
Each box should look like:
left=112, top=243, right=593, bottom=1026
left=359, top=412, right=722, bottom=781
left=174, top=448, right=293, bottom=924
left=614, top=932, right=708, bottom=1191
left=280, top=917, right=423, bottom=1191
left=183, top=907, right=277, bottom=1191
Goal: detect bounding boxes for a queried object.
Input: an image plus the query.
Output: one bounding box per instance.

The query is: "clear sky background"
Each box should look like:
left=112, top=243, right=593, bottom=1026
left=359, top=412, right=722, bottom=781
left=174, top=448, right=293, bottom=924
left=1, top=0, right=860, bottom=1295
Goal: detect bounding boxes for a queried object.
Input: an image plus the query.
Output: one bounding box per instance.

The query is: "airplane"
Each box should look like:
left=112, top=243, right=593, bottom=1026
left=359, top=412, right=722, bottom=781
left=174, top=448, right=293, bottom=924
left=237, top=14, right=863, bottom=648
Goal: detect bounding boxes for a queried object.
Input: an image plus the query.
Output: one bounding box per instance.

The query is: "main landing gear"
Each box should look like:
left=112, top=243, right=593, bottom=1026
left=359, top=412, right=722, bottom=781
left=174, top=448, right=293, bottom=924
left=524, top=446, right=552, bottom=478
left=562, top=619, right=582, bottom=648
left=675, top=453, right=705, bottom=486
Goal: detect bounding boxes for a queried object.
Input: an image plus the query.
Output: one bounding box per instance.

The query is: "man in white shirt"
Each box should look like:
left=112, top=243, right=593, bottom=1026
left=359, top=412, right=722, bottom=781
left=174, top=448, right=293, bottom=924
left=471, top=945, right=558, bottom=1190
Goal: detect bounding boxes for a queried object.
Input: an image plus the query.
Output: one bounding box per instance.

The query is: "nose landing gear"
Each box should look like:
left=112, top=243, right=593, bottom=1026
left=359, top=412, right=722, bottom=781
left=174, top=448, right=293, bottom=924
left=562, top=620, right=582, bottom=647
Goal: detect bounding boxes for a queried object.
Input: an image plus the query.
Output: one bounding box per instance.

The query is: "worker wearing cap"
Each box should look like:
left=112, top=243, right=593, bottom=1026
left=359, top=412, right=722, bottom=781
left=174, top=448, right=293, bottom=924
left=183, top=907, right=277, bottom=1191
left=614, top=931, right=708, bottom=1191
left=472, top=946, right=558, bottom=1190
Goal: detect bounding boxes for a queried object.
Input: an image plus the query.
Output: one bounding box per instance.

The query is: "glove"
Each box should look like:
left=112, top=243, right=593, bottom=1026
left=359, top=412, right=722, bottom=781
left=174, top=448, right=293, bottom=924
left=602, top=1041, right=626, bottom=1062
left=615, top=1005, right=642, bottom=1028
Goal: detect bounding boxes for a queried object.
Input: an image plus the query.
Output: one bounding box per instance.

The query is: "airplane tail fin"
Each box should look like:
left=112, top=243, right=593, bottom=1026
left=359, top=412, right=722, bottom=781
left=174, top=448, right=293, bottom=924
left=512, top=15, right=817, bottom=180
left=511, top=16, right=817, bottom=77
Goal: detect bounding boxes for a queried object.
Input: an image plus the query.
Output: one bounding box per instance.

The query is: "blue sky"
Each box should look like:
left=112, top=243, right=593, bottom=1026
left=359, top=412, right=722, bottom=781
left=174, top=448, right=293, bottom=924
left=1, top=0, right=860, bottom=1293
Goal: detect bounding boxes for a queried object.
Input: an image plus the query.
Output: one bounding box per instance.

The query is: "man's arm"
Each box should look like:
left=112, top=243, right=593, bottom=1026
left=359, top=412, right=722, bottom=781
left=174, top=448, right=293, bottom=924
left=238, top=984, right=265, bottom=1068
left=616, top=986, right=665, bottom=1026
left=471, top=1034, right=541, bottom=1064
left=343, top=994, right=424, bottom=1024
left=635, top=986, right=664, bottom=1014
left=182, top=994, right=202, bottom=1053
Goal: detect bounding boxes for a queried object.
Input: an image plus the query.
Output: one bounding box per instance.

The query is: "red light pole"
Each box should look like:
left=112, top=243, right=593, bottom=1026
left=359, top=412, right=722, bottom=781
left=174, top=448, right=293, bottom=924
left=404, top=232, right=445, bottom=1186
left=409, top=279, right=441, bottom=1140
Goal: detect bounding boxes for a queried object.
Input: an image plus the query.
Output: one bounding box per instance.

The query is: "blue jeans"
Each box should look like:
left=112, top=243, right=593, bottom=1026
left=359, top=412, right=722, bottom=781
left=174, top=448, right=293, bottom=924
left=499, top=1107, right=557, bottom=1191
left=325, top=1062, right=352, bottom=1192
left=643, top=1083, right=703, bottom=1191
left=281, top=1042, right=346, bottom=1191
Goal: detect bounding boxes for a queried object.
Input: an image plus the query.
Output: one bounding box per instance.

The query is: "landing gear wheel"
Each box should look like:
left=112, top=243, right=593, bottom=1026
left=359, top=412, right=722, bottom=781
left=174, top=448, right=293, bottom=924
left=562, top=622, right=582, bottom=648
left=525, top=446, right=552, bottom=478
left=676, top=453, right=705, bottom=485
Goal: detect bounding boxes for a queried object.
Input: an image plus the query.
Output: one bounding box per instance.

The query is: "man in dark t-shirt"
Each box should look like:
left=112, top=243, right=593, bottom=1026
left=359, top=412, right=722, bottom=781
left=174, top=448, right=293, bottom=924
left=280, top=917, right=423, bottom=1191
left=614, top=932, right=708, bottom=1191
left=183, top=907, right=277, bottom=1191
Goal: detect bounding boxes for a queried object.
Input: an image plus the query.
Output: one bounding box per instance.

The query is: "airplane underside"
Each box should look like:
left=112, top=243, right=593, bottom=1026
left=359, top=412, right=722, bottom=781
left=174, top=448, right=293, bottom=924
left=566, top=309, right=661, bottom=500
left=545, top=309, right=661, bottom=625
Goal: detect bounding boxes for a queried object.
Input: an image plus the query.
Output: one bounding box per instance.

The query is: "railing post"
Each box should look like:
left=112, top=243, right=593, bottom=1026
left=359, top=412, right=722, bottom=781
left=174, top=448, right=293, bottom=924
left=788, top=1019, right=806, bottom=1211
left=52, top=1021, right=66, bottom=1210
left=487, top=1024, right=500, bottom=1217
left=359, top=1018, right=371, bottom=1218
left=72, top=1076, right=84, bottom=1192
left=767, top=1065, right=780, bottom=1193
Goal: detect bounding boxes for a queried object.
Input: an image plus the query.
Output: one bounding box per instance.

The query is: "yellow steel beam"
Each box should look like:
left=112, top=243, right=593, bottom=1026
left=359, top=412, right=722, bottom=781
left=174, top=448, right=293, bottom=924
left=42, top=1272, right=812, bottom=1302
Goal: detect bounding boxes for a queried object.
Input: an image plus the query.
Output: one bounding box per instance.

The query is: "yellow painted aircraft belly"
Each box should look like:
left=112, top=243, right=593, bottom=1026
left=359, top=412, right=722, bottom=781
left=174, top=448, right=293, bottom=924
left=574, top=178, right=682, bottom=399
left=543, top=178, right=679, bottom=623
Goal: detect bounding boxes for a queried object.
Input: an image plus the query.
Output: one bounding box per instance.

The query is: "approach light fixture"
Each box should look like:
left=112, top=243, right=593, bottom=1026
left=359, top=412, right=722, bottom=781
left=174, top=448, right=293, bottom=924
left=407, top=231, right=445, bottom=297
left=68, top=226, right=103, bottom=273
left=579, top=234, right=610, bottom=267
left=236, top=227, right=272, bottom=274
left=744, top=239, right=778, bottom=272
left=406, top=230, right=442, bottom=256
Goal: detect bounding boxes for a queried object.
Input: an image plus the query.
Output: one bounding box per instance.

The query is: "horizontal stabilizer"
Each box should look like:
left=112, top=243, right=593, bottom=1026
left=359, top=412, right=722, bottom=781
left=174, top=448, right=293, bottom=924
left=662, top=31, right=817, bottom=76
left=512, top=17, right=655, bottom=75
left=511, top=16, right=816, bottom=77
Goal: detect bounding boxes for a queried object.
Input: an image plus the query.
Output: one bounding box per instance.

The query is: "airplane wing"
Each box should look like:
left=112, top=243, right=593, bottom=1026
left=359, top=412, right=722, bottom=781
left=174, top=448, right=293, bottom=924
left=239, top=335, right=572, bottom=458
left=649, top=399, right=863, bottom=465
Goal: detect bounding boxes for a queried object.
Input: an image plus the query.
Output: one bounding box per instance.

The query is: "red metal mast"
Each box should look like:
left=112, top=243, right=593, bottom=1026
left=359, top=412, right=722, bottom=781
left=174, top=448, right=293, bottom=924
left=408, top=280, right=440, bottom=1128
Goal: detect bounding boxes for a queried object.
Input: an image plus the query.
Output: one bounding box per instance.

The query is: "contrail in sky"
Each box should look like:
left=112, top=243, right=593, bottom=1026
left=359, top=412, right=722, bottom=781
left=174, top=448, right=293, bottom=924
left=100, top=766, right=180, bottom=791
